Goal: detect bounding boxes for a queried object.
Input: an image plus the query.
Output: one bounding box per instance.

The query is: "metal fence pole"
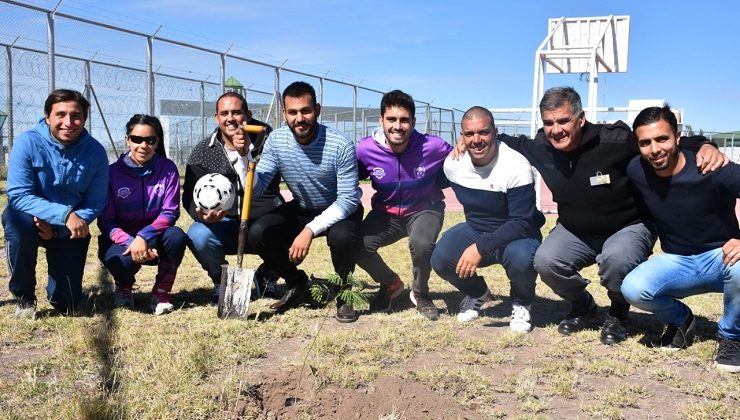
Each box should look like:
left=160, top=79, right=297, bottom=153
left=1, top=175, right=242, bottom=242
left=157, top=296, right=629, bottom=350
left=318, top=77, right=324, bottom=124
left=219, top=54, right=225, bottom=94
left=146, top=36, right=154, bottom=115
left=274, top=67, right=280, bottom=127
left=352, top=85, right=357, bottom=141
left=84, top=59, right=92, bottom=134
left=5, top=45, right=14, bottom=150
left=47, top=11, right=55, bottom=92
left=200, top=81, right=205, bottom=140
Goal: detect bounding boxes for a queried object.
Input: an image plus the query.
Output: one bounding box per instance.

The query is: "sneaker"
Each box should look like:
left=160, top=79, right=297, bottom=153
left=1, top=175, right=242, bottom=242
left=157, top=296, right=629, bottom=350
left=150, top=289, right=174, bottom=315
left=14, top=300, right=36, bottom=319
left=714, top=337, right=740, bottom=373
left=253, top=265, right=283, bottom=300
left=414, top=293, right=440, bottom=321
left=510, top=304, right=532, bottom=333
left=335, top=302, right=359, bottom=323
left=269, top=284, right=317, bottom=313
left=457, top=289, right=492, bottom=322
left=655, top=309, right=696, bottom=350
left=211, top=283, right=221, bottom=305
left=369, top=275, right=405, bottom=313
left=114, top=285, right=134, bottom=308
left=409, top=289, right=417, bottom=307
left=557, top=292, right=598, bottom=335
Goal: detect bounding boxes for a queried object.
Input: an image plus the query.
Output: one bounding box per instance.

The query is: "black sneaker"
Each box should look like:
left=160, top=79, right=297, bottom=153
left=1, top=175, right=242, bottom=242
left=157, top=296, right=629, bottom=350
left=714, top=337, right=740, bottom=373
left=655, top=309, right=695, bottom=350
left=253, top=265, right=282, bottom=300
left=369, top=275, right=404, bottom=313
left=558, top=292, right=598, bottom=335
left=414, top=292, right=440, bottom=321
left=335, top=302, right=359, bottom=323
left=269, top=285, right=316, bottom=313
left=600, top=315, right=628, bottom=345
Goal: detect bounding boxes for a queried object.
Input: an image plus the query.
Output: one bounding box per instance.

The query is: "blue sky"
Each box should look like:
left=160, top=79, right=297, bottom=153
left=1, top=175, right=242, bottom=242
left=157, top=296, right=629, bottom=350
left=3, top=0, right=740, bottom=132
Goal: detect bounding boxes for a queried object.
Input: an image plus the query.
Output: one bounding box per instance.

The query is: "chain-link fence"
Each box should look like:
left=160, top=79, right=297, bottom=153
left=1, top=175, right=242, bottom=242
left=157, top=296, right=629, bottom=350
left=0, top=0, right=458, bottom=167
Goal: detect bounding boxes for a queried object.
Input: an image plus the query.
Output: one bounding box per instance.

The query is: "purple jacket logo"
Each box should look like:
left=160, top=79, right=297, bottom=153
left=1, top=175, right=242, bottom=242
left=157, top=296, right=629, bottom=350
left=116, top=187, right=132, bottom=199
left=371, top=167, right=386, bottom=180
left=414, top=166, right=426, bottom=178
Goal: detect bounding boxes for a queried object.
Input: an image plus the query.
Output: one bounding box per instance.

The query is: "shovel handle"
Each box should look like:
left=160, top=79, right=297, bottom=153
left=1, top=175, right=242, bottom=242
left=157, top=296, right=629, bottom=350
left=237, top=160, right=257, bottom=268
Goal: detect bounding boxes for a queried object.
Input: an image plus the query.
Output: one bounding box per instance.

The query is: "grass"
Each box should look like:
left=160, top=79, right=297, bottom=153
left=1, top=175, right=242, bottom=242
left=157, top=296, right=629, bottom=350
left=0, top=180, right=739, bottom=418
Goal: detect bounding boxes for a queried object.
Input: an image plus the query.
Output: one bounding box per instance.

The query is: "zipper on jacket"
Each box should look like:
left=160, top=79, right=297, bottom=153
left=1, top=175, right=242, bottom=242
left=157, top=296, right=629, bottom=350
left=396, top=155, right=402, bottom=217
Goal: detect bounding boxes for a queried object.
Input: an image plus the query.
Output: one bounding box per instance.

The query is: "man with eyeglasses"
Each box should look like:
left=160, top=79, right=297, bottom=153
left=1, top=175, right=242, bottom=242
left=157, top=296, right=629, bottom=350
left=3, top=89, right=109, bottom=318
left=183, top=91, right=284, bottom=303
left=495, top=86, right=725, bottom=345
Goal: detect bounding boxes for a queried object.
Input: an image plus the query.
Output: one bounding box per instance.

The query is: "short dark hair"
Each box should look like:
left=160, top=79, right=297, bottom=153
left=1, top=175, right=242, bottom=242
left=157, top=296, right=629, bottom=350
left=125, top=114, right=167, bottom=157
left=380, top=90, right=415, bottom=117
left=632, top=105, right=678, bottom=135
left=462, top=106, right=495, bottom=127
left=282, top=81, right=317, bottom=107
left=539, top=86, right=583, bottom=117
left=44, top=89, right=91, bottom=121
left=217, top=91, right=248, bottom=113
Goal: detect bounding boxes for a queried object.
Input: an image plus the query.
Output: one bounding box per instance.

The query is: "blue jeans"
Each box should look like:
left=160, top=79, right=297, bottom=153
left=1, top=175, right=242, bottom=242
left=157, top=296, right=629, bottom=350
left=621, top=248, right=740, bottom=340
left=431, top=223, right=540, bottom=306
left=187, top=217, right=252, bottom=284
left=3, top=207, right=90, bottom=313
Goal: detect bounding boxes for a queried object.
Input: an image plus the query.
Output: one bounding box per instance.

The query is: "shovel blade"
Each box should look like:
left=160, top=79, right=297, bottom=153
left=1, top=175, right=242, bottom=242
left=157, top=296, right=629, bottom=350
left=217, top=264, right=255, bottom=319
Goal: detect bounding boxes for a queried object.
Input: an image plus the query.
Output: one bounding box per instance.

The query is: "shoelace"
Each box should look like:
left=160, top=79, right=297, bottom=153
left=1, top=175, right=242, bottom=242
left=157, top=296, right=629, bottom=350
left=512, top=305, right=530, bottom=321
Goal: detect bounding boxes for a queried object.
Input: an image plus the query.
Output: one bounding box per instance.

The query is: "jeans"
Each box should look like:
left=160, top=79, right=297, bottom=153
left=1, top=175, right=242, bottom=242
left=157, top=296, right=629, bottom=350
left=99, top=226, right=187, bottom=293
left=356, top=207, right=444, bottom=296
left=187, top=217, right=251, bottom=284
left=3, top=207, right=90, bottom=313
left=621, top=248, right=740, bottom=340
left=247, top=200, right=363, bottom=288
left=533, top=222, right=656, bottom=302
left=430, top=222, right=540, bottom=306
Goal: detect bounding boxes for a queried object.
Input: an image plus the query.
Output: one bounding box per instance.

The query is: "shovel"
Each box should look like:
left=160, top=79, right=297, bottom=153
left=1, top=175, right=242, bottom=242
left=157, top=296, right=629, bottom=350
left=217, top=159, right=257, bottom=319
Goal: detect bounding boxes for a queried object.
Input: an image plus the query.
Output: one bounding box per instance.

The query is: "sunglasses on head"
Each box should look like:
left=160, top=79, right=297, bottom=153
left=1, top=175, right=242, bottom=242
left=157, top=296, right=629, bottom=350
left=128, top=135, right=158, bottom=145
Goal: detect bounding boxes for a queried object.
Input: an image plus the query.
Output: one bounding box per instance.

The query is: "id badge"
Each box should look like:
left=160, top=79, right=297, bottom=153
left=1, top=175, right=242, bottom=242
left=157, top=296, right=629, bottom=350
left=589, top=171, right=611, bottom=187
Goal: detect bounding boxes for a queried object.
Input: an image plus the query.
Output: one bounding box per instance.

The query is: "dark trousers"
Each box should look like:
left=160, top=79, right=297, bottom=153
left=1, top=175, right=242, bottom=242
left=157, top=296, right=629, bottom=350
left=247, top=200, right=363, bottom=288
left=98, top=226, right=187, bottom=293
left=357, top=208, right=444, bottom=296
left=3, top=207, right=90, bottom=313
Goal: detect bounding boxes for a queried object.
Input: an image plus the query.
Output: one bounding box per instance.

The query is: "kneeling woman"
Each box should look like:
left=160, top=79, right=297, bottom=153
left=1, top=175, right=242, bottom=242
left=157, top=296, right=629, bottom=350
left=98, top=114, right=186, bottom=314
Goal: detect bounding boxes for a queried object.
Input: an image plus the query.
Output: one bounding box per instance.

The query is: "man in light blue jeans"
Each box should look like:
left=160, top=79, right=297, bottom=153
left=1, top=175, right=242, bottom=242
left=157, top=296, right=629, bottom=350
left=622, top=105, right=739, bottom=373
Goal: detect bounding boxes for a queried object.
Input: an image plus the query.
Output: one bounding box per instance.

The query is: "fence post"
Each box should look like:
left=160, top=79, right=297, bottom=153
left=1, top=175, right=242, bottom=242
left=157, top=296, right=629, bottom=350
left=274, top=67, right=281, bottom=128
left=147, top=36, right=154, bottom=115
left=6, top=45, right=14, bottom=150
left=46, top=12, right=56, bottom=92
left=352, top=85, right=357, bottom=141
left=318, top=77, right=324, bottom=124
left=200, top=81, right=205, bottom=140
left=84, top=59, right=92, bottom=134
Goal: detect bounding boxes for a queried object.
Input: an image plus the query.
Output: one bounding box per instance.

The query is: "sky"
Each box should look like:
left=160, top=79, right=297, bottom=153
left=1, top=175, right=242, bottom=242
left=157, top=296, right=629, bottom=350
left=2, top=0, right=740, bottom=132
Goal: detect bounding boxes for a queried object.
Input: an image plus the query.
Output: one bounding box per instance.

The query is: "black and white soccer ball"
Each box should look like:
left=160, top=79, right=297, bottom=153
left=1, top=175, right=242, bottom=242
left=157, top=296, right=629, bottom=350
left=193, top=173, right=235, bottom=212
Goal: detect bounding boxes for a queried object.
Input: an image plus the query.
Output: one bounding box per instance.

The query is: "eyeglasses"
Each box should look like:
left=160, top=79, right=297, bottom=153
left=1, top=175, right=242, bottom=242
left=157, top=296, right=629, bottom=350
left=128, top=135, right=158, bottom=145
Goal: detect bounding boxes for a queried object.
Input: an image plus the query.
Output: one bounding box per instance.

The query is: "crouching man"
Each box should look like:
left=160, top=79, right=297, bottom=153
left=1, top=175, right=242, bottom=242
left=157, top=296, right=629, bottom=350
left=622, top=106, right=739, bottom=373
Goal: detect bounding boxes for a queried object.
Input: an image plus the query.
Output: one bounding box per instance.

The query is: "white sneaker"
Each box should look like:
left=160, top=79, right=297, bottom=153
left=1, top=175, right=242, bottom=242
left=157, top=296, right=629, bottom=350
left=510, top=304, right=533, bottom=333
left=457, top=289, right=492, bottom=322
left=14, top=301, right=36, bottom=319
left=150, top=290, right=174, bottom=315
left=409, top=290, right=417, bottom=307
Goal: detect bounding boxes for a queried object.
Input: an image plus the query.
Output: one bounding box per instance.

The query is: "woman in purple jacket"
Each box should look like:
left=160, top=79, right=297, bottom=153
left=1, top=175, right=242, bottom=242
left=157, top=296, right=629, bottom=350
left=98, top=115, right=186, bottom=314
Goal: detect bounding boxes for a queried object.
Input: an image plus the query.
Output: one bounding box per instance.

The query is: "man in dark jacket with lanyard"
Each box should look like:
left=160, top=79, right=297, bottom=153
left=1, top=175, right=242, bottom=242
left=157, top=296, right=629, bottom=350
left=184, top=92, right=283, bottom=303
left=498, top=87, right=725, bottom=345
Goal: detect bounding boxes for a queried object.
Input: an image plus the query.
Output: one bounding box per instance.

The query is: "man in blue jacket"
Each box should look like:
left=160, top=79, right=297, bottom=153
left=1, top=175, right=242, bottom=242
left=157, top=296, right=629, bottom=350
left=3, top=89, right=109, bottom=317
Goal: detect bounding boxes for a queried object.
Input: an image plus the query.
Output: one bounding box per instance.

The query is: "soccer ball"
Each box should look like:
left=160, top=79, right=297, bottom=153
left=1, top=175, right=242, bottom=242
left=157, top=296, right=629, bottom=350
left=193, top=173, right=236, bottom=212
